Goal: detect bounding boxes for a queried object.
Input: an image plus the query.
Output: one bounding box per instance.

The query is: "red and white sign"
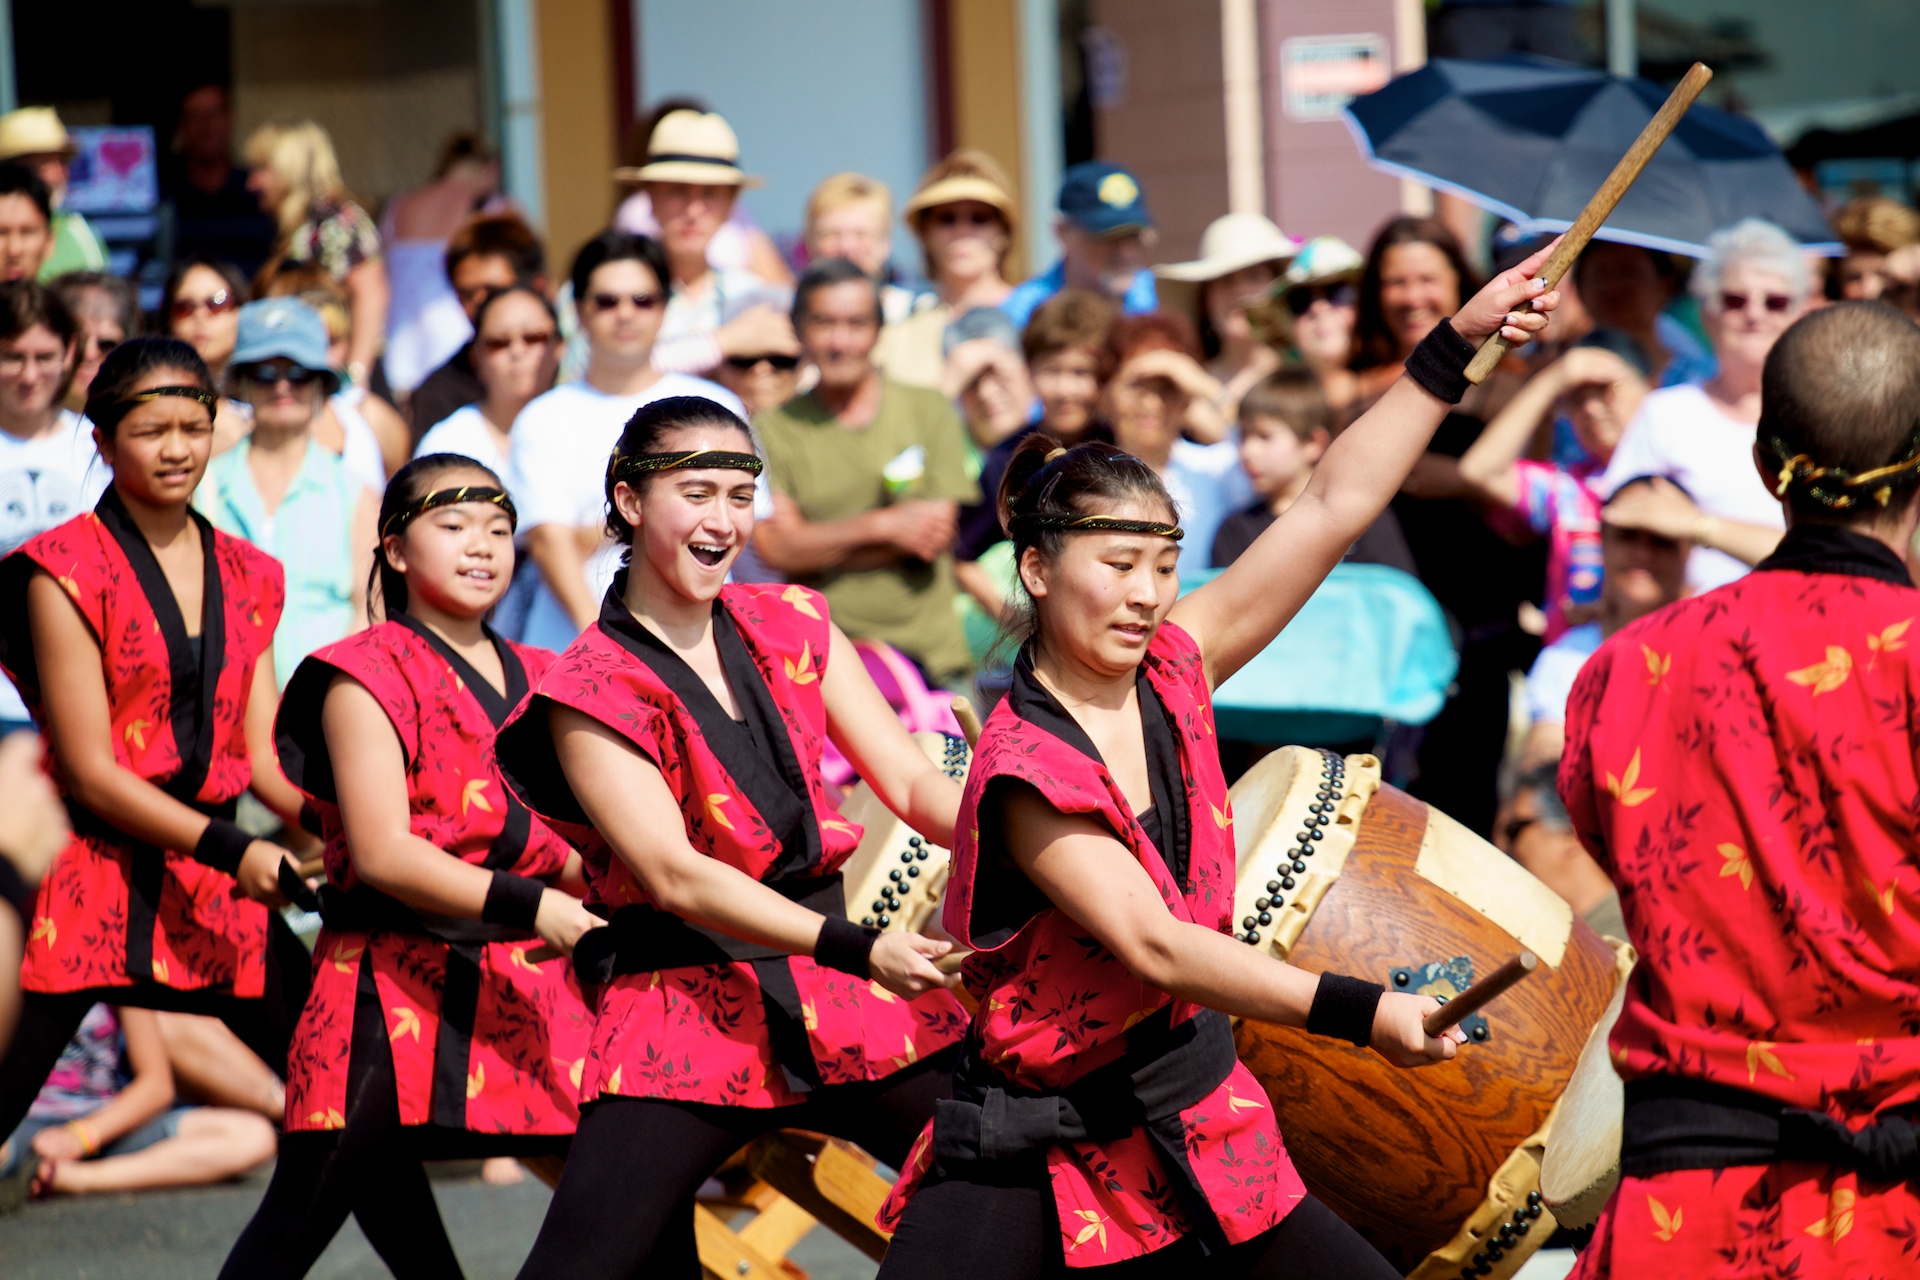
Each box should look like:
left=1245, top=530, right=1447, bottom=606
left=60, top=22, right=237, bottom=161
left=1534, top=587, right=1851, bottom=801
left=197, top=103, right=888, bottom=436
left=1280, top=34, right=1391, bottom=121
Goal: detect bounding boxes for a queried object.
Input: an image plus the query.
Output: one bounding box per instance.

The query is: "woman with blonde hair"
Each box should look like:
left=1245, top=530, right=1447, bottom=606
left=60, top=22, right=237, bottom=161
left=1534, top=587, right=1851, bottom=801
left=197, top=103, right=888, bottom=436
left=876, top=149, right=1019, bottom=388
left=245, top=121, right=389, bottom=395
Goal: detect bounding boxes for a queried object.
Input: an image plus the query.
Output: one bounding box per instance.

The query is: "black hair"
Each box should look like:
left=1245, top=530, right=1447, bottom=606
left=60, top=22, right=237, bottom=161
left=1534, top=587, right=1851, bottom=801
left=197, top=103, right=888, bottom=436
left=163, top=255, right=250, bottom=327
left=472, top=283, right=559, bottom=334
left=369, top=453, right=508, bottom=620
left=1352, top=216, right=1481, bottom=370
left=569, top=230, right=669, bottom=309
left=604, top=395, right=757, bottom=560
left=444, top=213, right=547, bottom=286
left=0, top=278, right=75, bottom=346
left=83, top=337, right=214, bottom=437
left=791, top=256, right=882, bottom=329
left=995, top=434, right=1178, bottom=650
left=0, top=162, right=51, bottom=228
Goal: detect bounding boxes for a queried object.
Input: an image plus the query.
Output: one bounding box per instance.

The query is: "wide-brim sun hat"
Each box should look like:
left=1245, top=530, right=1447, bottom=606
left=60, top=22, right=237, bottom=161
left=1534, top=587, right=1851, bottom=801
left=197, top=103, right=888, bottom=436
left=614, top=109, right=763, bottom=188
left=228, top=297, right=342, bottom=394
left=1155, top=213, right=1300, bottom=284
left=0, top=107, right=75, bottom=162
left=902, top=174, right=1018, bottom=230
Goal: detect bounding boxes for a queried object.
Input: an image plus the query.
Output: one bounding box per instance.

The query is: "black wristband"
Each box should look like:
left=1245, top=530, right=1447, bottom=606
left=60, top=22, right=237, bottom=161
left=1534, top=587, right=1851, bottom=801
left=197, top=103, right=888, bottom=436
left=193, top=818, right=255, bottom=877
left=0, top=856, right=34, bottom=924
left=814, top=915, right=881, bottom=979
left=1402, top=316, right=1478, bottom=405
left=482, top=871, right=546, bottom=930
left=1307, top=971, right=1386, bottom=1047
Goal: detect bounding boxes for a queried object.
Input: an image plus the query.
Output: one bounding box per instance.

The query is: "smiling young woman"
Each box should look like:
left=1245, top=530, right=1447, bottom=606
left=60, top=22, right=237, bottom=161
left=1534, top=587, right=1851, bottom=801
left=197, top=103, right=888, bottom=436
left=492, top=395, right=972, bottom=1277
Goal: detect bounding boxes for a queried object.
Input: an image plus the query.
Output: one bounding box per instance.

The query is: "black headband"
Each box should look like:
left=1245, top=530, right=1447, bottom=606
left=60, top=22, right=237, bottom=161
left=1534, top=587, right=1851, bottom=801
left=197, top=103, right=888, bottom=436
left=380, top=485, right=518, bottom=538
left=1009, top=513, right=1184, bottom=541
left=607, top=448, right=764, bottom=484
left=99, top=384, right=218, bottom=428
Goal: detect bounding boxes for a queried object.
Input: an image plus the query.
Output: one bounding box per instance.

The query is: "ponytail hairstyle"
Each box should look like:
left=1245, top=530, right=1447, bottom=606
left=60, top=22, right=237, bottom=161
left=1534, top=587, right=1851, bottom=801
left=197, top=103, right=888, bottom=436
left=84, top=336, right=215, bottom=438
left=603, top=395, right=759, bottom=563
left=995, top=434, right=1180, bottom=651
left=369, top=453, right=511, bottom=621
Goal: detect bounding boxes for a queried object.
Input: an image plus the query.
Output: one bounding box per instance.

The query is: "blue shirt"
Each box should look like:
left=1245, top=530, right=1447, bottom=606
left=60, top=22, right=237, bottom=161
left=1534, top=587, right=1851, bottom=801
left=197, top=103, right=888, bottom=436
left=1000, top=259, right=1159, bottom=332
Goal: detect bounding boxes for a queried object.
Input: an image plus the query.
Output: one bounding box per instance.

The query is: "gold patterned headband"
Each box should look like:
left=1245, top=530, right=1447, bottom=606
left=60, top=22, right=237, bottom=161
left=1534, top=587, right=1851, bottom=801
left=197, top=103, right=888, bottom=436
left=607, top=448, right=765, bottom=484
left=1763, top=431, right=1920, bottom=509
left=1009, top=513, right=1184, bottom=541
left=381, top=485, right=518, bottom=538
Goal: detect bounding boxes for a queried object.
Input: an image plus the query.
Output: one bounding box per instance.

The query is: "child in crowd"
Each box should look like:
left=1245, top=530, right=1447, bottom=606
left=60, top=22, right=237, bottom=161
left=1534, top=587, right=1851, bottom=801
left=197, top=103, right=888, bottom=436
left=1452, top=330, right=1650, bottom=639
left=1212, top=367, right=1415, bottom=572
left=1, top=1004, right=275, bottom=1204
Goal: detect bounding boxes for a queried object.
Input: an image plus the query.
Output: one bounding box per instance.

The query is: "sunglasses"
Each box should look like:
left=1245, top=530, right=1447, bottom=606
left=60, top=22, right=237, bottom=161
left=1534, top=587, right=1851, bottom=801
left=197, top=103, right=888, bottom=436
left=236, top=361, right=322, bottom=386
left=930, top=209, right=1001, bottom=230
left=1286, top=283, right=1357, bottom=317
left=170, top=290, right=235, bottom=321
left=1718, top=290, right=1793, bottom=315
left=725, top=353, right=801, bottom=371
left=589, top=292, right=661, bottom=312
left=480, top=329, right=556, bottom=354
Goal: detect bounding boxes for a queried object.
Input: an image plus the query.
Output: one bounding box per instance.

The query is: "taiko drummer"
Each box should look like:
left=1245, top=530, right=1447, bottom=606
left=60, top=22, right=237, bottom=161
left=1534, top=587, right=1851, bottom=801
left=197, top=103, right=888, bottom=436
left=493, top=396, right=972, bottom=1277
left=870, top=248, right=1560, bottom=1278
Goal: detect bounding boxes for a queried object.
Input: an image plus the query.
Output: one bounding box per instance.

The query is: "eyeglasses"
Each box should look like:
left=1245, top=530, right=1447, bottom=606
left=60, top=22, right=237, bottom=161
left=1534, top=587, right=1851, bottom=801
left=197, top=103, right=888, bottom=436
left=929, top=209, right=1001, bottom=230
left=589, top=292, right=661, bottom=312
left=0, top=349, right=63, bottom=375
left=1286, top=283, right=1357, bottom=317
left=170, top=290, right=235, bottom=321
left=725, top=353, right=800, bottom=371
left=236, top=361, right=321, bottom=386
left=1718, top=290, right=1793, bottom=315
left=480, top=329, right=556, bottom=354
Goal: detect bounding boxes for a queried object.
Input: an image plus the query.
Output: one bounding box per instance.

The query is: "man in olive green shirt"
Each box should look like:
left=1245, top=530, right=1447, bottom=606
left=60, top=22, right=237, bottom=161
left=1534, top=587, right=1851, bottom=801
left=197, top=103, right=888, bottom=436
left=753, top=258, right=980, bottom=691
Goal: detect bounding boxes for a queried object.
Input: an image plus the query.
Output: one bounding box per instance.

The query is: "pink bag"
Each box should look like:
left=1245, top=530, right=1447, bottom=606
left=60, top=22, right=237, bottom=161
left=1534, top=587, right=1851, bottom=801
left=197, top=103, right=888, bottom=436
left=819, top=639, right=964, bottom=790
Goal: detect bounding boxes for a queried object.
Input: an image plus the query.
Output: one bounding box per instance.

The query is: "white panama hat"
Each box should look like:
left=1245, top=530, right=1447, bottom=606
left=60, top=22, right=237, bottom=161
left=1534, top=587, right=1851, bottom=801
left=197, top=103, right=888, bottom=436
left=614, top=109, right=763, bottom=188
left=1155, top=213, right=1300, bottom=284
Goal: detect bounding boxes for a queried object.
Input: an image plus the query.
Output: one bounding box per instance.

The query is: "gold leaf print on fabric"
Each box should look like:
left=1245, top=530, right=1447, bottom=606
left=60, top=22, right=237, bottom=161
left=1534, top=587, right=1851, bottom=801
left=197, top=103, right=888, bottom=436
left=124, top=718, right=152, bottom=751
left=1786, top=646, right=1853, bottom=696
left=1718, top=843, right=1753, bottom=891
left=1069, top=1209, right=1111, bottom=1252
left=466, top=1063, right=486, bottom=1099
left=1605, top=748, right=1657, bottom=807
left=605, top=1065, right=624, bottom=1093
left=890, top=1036, right=919, bottom=1070
left=1649, top=1194, right=1683, bottom=1241
left=1804, top=1186, right=1856, bottom=1242
left=802, top=1000, right=818, bottom=1032
left=705, top=793, right=736, bottom=831
left=1863, top=875, right=1898, bottom=916
left=1746, top=1041, right=1795, bottom=1083
left=29, top=916, right=54, bottom=947
left=1209, top=801, right=1232, bottom=828
left=784, top=640, right=818, bottom=685
left=1867, top=619, right=1912, bottom=668
left=306, top=1108, right=345, bottom=1129
left=868, top=980, right=897, bottom=1003
left=461, top=778, right=494, bottom=815
left=330, top=941, right=363, bottom=972
left=1641, top=644, right=1671, bottom=687
left=151, top=958, right=169, bottom=984
left=782, top=584, right=821, bottom=619
left=389, top=1006, right=422, bottom=1042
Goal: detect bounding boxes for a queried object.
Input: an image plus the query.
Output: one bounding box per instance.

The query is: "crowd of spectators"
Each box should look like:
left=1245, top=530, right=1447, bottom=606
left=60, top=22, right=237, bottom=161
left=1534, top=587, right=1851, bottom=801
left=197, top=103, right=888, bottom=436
left=0, top=83, right=1910, bottom=1208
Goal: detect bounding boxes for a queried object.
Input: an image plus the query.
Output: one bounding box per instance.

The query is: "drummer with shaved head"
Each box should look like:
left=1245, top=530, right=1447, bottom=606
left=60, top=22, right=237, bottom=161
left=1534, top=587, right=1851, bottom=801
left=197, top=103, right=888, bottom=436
left=1560, top=300, right=1920, bottom=1276
left=865, top=246, right=1560, bottom=1278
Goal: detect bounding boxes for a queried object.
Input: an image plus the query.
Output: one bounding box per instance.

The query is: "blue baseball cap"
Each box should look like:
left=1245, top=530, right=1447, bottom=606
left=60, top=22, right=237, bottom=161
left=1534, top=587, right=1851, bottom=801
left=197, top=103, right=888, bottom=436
left=1057, top=161, right=1153, bottom=238
left=228, top=297, right=340, bottom=392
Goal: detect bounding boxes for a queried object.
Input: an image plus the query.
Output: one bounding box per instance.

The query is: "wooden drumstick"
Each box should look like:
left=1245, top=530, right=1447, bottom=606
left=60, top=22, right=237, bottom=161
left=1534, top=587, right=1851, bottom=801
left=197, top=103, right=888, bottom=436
left=1464, top=61, right=1713, bottom=384
left=1423, top=950, right=1538, bottom=1037
left=950, top=696, right=983, bottom=750
left=297, top=854, right=326, bottom=879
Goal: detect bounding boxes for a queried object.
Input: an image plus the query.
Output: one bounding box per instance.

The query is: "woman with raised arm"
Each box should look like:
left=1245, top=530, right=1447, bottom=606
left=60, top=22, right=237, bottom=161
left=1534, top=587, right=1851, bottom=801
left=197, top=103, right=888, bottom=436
left=0, top=338, right=310, bottom=1139
left=497, top=395, right=970, bottom=1278
left=220, top=454, right=597, bottom=1277
left=870, top=246, right=1559, bottom=1279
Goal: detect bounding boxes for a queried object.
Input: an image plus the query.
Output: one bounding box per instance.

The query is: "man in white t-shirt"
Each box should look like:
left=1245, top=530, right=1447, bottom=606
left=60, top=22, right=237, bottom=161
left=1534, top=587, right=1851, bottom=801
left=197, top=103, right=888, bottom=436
left=0, top=281, right=107, bottom=729
left=508, top=231, right=747, bottom=651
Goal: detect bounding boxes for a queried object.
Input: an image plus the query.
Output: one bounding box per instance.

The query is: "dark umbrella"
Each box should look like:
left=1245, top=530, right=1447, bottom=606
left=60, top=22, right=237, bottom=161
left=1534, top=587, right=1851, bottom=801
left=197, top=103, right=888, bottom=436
left=1342, top=55, right=1838, bottom=256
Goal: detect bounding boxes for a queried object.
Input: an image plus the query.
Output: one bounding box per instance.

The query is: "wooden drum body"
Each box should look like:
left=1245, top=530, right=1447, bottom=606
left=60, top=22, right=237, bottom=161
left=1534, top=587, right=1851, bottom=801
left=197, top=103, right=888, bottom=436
left=1228, top=747, right=1619, bottom=1278
left=837, top=731, right=969, bottom=934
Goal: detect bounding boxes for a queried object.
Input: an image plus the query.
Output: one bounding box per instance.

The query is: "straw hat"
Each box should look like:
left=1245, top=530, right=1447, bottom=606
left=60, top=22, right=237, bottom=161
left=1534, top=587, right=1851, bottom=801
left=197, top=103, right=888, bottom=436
left=614, top=109, right=762, bottom=187
left=902, top=173, right=1017, bottom=229
left=1155, top=214, right=1299, bottom=284
left=0, top=107, right=75, bottom=162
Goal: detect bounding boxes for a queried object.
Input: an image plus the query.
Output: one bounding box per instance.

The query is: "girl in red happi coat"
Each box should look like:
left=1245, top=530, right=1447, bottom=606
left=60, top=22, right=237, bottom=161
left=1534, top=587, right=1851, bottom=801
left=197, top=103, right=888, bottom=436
left=222, top=454, right=598, bottom=1279
left=494, top=396, right=971, bottom=1278
left=0, top=338, right=313, bottom=1137
left=871, top=248, right=1561, bottom=1278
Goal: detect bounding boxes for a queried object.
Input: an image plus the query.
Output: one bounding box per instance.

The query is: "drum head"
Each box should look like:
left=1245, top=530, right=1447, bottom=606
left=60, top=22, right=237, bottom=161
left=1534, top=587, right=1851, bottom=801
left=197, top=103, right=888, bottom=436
left=1539, top=951, right=1631, bottom=1228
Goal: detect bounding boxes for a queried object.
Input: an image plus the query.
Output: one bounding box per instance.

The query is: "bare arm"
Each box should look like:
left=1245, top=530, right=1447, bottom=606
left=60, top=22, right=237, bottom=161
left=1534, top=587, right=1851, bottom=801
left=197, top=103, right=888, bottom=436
left=820, top=623, right=962, bottom=848
left=1002, top=785, right=1453, bottom=1066
left=244, top=655, right=305, bottom=832
left=526, top=523, right=602, bottom=632
left=344, top=257, right=389, bottom=383
left=324, top=676, right=600, bottom=954
left=29, top=572, right=293, bottom=904
left=549, top=704, right=959, bottom=997
left=357, top=392, right=411, bottom=478
left=1601, top=476, right=1781, bottom=567
left=75, top=1008, right=176, bottom=1147
left=1172, top=244, right=1560, bottom=688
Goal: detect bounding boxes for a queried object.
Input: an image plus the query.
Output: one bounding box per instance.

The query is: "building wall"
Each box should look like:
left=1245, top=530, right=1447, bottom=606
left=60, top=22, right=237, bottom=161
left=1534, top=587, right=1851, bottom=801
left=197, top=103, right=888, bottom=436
left=536, top=0, right=620, bottom=271
left=948, top=0, right=1030, bottom=276
left=635, top=0, right=929, bottom=256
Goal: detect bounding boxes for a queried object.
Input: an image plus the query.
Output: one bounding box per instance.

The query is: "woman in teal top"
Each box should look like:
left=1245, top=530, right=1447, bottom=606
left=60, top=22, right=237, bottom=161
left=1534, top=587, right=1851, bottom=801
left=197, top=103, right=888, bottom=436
left=196, top=298, right=375, bottom=687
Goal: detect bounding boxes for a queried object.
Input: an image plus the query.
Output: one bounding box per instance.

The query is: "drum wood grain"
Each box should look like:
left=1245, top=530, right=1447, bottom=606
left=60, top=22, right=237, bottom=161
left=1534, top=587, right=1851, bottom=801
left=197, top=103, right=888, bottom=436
left=1233, top=785, right=1616, bottom=1270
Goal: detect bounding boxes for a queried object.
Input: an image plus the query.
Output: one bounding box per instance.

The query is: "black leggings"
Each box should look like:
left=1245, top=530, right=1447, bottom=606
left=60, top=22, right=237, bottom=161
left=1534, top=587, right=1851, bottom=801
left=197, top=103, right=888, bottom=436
left=515, top=1044, right=958, bottom=1279
left=0, top=909, right=313, bottom=1138
left=878, top=1182, right=1400, bottom=1279
left=220, top=956, right=569, bottom=1280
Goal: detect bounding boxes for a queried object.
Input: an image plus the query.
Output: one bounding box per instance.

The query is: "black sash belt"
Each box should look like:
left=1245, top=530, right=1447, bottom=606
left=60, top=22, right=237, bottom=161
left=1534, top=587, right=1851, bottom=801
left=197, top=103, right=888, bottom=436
left=570, top=873, right=847, bottom=1095
left=1624, top=1077, right=1920, bottom=1181
left=66, top=796, right=239, bottom=985
left=933, top=1007, right=1239, bottom=1254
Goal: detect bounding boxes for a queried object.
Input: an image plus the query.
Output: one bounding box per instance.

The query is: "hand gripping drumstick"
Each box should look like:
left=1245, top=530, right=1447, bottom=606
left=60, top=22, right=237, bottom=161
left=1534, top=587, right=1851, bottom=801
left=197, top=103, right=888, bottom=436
left=1423, top=950, right=1538, bottom=1037
left=1463, top=61, right=1713, bottom=384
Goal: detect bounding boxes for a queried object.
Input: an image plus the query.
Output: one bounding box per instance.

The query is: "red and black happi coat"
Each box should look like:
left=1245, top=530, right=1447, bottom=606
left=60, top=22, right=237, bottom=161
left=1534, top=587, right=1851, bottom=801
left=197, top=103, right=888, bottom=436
left=275, top=617, right=589, bottom=1134
left=1562, top=524, right=1920, bottom=1277
left=494, top=579, right=967, bottom=1109
left=879, top=622, right=1305, bottom=1268
left=0, top=490, right=285, bottom=997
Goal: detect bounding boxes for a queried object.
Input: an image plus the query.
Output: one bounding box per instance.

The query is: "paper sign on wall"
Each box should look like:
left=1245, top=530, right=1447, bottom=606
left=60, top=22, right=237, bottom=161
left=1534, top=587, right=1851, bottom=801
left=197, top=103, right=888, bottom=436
left=1281, top=34, right=1391, bottom=121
